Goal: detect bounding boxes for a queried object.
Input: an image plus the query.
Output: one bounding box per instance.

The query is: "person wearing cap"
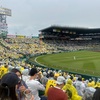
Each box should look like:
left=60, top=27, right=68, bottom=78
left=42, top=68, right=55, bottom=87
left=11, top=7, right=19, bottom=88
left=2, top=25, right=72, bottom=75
left=40, top=72, right=48, bottom=87
left=0, top=72, right=19, bottom=100
left=47, top=76, right=68, bottom=100
left=26, top=68, right=45, bottom=100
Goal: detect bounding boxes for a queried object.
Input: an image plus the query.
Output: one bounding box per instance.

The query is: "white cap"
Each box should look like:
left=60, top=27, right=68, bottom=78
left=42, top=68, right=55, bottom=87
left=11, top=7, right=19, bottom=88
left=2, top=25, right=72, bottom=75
left=56, top=76, right=65, bottom=85
left=43, top=72, right=47, bottom=76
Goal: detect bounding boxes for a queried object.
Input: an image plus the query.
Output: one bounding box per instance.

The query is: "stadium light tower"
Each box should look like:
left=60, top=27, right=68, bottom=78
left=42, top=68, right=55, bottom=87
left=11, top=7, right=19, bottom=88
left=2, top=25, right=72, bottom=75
left=0, top=6, right=11, bottom=38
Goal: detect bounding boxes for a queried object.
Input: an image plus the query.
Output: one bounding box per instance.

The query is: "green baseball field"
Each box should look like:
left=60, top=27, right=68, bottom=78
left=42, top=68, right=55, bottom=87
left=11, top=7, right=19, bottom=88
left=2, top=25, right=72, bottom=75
left=32, top=50, right=100, bottom=77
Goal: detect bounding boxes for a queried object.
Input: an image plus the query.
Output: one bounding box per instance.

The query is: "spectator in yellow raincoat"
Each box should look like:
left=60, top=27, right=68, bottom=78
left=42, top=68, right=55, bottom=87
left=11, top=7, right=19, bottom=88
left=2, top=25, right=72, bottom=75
left=62, top=79, right=82, bottom=100
left=88, top=79, right=95, bottom=87
left=0, top=64, right=8, bottom=78
left=94, top=81, right=100, bottom=89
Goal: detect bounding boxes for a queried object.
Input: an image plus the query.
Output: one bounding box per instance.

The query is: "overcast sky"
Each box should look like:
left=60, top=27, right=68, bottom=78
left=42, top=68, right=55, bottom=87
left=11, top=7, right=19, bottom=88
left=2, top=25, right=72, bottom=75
left=1, top=0, right=100, bottom=36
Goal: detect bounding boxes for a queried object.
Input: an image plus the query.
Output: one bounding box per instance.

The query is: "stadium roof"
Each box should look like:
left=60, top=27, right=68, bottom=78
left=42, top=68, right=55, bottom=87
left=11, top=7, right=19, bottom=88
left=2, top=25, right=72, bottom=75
left=39, top=25, right=100, bottom=33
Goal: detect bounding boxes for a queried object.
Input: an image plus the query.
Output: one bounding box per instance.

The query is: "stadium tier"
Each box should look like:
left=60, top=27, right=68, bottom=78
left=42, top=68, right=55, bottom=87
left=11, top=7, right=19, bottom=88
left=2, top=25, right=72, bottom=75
left=39, top=25, right=100, bottom=41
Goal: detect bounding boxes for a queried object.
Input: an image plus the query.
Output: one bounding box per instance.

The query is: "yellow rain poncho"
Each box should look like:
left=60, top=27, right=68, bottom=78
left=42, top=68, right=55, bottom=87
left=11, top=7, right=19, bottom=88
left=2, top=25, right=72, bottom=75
left=63, top=79, right=82, bottom=100
left=0, top=66, right=8, bottom=78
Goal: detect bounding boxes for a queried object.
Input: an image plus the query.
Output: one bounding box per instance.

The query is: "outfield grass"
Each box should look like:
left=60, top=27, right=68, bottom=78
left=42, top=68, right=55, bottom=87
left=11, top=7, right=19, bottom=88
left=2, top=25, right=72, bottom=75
left=34, top=50, right=100, bottom=76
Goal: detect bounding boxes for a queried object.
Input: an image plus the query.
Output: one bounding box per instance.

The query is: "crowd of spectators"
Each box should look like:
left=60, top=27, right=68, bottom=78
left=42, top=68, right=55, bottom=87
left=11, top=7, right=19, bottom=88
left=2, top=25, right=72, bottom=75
left=0, top=64, right=100, bottom=100
left=43, top=39, right=100, bottom=51
left=0, top=37, right=100, bottom=100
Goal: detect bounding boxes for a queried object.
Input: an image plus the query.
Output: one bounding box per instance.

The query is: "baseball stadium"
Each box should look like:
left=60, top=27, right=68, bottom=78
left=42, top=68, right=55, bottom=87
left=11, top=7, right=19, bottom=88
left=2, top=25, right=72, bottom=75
left=29, top=25, right=100, bottom=77
left=0, top=6, right=100, bottom=100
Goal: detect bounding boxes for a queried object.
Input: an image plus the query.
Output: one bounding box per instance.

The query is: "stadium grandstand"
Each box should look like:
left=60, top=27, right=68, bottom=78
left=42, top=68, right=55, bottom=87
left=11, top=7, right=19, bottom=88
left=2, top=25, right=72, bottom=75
left=39, top=25, right=100, bottom=41
left=39, top=25, right=100, bottom=51
left=0, top=22, right=100, bottom=99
